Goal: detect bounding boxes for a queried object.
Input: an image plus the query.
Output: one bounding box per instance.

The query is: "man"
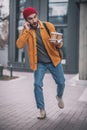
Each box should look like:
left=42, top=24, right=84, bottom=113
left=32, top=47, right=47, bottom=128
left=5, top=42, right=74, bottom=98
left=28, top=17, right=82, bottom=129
left=16, top=7, right=65, bottom=119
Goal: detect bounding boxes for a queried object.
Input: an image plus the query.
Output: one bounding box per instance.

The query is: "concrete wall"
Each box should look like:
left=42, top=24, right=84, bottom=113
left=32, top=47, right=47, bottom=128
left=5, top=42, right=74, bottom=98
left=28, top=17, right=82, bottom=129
left=66, top=0, right=79, bottom=73
left=79, top=4, right=87, bottom=80
left=0, top=45, right=8, bottom=67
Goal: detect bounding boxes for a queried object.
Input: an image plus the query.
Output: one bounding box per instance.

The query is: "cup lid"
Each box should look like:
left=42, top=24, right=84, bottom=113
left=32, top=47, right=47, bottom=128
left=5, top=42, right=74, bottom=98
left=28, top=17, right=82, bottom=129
left=57, top=33, right=63, bottom=36
left=51, top=32, right=63, bottom=35
left=50, top=32, right=59, bottom=35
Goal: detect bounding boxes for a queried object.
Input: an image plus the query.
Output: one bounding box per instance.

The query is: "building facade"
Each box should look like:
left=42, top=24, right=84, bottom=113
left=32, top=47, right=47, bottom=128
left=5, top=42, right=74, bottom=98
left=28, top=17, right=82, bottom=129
left=8, top=0, right=87, bottom=79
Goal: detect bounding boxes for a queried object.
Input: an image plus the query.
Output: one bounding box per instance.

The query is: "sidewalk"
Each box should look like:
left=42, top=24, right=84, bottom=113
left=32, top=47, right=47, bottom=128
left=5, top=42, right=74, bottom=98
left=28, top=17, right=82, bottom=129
left=0, top=69, right=87, bottom=130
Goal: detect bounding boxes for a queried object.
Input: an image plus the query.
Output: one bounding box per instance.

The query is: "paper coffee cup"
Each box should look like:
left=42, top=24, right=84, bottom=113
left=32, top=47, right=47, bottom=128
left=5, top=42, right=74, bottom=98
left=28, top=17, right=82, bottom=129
left=50, top=32, right=58, bottom=40
left=57, top=33, right=63, bottom=40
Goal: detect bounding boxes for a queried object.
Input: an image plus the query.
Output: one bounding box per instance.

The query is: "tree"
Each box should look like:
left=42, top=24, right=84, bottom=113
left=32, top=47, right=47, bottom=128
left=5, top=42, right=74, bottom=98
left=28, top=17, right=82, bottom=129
left=0, top=0, right=9, bottom=48
left=0, top=19, right=9, bottom=48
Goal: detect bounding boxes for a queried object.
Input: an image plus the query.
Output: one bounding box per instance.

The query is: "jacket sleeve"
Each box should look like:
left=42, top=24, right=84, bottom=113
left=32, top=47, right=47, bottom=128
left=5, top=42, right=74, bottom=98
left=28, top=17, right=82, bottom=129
left=16, top=28, right=29, bottom=49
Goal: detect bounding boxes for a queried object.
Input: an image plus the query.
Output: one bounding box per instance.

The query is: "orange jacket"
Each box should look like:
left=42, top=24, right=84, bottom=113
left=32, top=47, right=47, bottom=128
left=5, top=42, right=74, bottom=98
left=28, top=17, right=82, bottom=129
left=16, top=20, right=62, bottom=71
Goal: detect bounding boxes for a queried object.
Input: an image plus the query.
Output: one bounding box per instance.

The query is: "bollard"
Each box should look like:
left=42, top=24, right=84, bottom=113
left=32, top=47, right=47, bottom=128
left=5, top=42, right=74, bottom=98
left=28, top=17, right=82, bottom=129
left=0, top=65, right=4, bottom=77
left=10, top=64, right=13, bottom=77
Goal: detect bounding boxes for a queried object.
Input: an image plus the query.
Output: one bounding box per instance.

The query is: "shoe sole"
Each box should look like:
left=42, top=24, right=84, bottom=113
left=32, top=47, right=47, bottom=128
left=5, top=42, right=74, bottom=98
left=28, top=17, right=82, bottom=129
left=58, top=103, right=64, bottom=109
left=37, top=114, right=46, bottom=119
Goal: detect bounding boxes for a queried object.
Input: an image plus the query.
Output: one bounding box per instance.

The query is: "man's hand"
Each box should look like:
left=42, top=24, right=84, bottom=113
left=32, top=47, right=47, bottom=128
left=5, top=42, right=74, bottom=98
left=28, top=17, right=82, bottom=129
left=49, top=39, right=63, bottom=45
left=23, top=22, right=30, bottom=30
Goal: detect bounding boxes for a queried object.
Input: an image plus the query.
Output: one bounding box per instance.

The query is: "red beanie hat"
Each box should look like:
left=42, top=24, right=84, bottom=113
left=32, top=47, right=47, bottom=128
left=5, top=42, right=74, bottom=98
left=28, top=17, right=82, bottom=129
left=23, top=7, right=37, bottom=20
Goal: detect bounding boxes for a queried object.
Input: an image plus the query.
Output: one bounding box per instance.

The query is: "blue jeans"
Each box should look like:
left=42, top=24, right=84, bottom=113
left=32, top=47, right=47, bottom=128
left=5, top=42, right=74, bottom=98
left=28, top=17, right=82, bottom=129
left=34, top=62, right=65, bottom=109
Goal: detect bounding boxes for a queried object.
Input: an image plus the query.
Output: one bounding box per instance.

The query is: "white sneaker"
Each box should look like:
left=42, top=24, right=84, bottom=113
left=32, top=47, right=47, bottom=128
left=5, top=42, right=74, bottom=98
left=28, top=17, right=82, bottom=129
left=56, top=96, right=64, bottom=109
left=37, top=109, right=46, bottom=119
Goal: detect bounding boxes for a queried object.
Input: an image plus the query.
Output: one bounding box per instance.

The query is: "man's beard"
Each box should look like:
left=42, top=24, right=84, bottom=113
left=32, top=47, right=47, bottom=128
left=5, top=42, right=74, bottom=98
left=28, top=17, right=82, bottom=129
left=30, top=22, right=38, bottom=29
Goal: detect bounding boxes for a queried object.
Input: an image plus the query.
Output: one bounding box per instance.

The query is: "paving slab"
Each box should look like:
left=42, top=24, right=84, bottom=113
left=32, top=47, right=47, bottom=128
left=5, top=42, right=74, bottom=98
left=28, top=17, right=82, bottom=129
left=0, top=70, right=87, bottom=130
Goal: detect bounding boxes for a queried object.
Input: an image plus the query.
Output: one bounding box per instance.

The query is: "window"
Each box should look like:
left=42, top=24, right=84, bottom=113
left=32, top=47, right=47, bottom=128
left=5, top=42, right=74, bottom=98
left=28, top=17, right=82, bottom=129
left=49, top=0, right=68, bottom=25
left=15, top=0, right=26, bottom=63
left=48, top=0, right=69, bottom=62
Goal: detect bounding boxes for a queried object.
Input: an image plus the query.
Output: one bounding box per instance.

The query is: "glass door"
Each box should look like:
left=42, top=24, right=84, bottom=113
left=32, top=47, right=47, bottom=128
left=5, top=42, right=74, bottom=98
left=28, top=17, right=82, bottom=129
left=15, top=0, right=26, bottom=63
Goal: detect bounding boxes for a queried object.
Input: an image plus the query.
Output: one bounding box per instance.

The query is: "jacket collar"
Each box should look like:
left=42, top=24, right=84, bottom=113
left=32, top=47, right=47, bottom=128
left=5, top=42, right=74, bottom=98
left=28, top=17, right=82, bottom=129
left=38, top=20, right=45, bottom=29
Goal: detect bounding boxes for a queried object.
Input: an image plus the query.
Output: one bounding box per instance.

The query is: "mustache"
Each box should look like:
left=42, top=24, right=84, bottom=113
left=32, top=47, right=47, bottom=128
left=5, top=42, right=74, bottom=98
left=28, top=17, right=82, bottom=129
left=30, top=22, right=38, bottom=29
left=30, top=23, right=38, bottom=29
left=33, top=22, right=37, bottom=25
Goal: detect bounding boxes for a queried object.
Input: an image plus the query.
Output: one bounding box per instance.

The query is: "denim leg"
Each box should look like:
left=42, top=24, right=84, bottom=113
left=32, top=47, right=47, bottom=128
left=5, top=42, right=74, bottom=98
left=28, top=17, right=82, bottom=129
left=34, top=63, right=47, bottom=109
left=48, top=63, right=65, bottom=97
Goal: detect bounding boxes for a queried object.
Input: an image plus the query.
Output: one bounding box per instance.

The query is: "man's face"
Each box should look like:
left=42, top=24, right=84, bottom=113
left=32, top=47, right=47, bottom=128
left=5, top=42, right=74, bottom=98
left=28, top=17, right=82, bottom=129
left=27, top=13, right=38, bottom=29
